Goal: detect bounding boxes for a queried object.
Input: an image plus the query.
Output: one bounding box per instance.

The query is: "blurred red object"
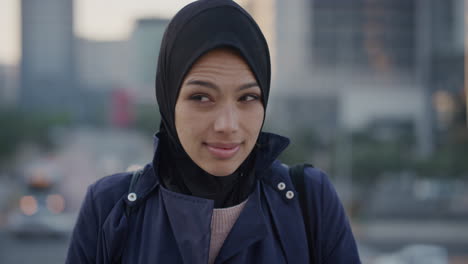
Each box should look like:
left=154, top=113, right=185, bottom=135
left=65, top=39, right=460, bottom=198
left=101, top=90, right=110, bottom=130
left=111, top=88, right=134, bottom=128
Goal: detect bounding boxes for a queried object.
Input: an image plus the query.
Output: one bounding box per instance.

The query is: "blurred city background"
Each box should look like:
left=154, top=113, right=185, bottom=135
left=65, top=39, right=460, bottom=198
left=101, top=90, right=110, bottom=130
left=0, top=0, right=467, bottom=263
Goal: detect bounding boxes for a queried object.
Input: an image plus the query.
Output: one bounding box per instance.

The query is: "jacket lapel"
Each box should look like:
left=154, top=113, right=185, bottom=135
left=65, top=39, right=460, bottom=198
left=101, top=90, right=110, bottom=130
left=161, top=186, right=214, bottom=264
left=214, top=184, right=268, bottom=263
left=101, top=198, right=129, bottom=263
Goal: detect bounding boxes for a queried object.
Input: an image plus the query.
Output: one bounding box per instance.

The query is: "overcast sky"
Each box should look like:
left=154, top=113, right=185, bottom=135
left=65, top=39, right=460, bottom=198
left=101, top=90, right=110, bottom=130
left=0, top=0, right=197, bottom=65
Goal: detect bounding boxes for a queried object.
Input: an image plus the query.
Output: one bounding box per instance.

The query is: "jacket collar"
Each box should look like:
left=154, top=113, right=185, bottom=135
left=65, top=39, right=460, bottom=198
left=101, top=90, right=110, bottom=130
left=253, top=131, right=290, bottom=178
left=126, top=131, right=290, bottom=205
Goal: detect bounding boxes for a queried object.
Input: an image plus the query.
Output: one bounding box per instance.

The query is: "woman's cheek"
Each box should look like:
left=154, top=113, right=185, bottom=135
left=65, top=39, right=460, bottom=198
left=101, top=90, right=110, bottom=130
left=247, top=106, right=264, bottom=129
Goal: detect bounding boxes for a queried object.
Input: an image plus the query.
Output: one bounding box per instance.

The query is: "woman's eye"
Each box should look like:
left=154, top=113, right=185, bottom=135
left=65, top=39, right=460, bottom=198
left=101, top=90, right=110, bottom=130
left=240, top=94, right=260, bottom=102
left=190, top=94, right=211, bottom=102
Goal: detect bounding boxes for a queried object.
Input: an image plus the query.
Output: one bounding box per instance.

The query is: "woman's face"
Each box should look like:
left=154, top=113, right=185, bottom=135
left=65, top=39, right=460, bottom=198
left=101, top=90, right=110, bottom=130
left=175, top=49, right=264, bottom=176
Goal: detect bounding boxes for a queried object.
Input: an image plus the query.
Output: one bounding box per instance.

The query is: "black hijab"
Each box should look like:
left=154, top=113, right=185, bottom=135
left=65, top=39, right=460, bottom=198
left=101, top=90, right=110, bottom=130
left=155, top=0, right=271, bottom=208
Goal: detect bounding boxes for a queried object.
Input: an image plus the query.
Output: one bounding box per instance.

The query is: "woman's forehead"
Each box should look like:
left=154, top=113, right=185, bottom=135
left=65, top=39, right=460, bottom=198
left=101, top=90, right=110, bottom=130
left=184, top=48, right=257, bottom=81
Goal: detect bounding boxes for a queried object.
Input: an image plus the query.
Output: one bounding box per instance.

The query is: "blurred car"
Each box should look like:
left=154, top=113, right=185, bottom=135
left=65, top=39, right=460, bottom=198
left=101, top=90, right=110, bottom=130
left=6, top=162, right=73, bottom=237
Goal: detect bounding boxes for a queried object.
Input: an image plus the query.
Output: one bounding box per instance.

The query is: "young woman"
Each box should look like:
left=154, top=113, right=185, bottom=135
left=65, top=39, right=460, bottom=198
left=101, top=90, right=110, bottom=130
left=66, top=0, right=361, bottom=263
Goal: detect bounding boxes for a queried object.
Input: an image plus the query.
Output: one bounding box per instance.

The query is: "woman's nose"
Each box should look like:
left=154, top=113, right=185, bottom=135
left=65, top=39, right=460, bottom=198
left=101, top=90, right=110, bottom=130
left=213, top=105, right=239, bottom=134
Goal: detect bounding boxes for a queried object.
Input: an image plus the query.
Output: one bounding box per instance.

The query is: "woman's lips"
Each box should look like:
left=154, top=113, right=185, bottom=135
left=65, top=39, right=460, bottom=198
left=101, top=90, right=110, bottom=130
left=204, top=143, right=240, bottom=159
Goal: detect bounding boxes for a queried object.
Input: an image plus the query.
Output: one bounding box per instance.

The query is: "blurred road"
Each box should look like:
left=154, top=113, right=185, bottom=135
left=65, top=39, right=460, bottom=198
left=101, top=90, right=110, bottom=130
left=0, top=128, right=152, bottom=264
left=0, top=231, right=70, bottom=264
left=355, top=220, right=468, bottom=254
left=355, top=220, right=468, bottom=263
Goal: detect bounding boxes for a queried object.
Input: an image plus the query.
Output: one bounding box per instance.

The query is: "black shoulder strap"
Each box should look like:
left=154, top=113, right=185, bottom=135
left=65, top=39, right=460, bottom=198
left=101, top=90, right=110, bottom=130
left=289, top=163, right=315, bottom=264
left=129, top=169, right=143, bottom=193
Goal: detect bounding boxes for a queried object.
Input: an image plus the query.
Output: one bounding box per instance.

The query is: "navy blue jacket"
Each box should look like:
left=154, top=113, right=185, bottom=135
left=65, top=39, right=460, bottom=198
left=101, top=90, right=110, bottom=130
left=66, top=133, right=361, bottom=263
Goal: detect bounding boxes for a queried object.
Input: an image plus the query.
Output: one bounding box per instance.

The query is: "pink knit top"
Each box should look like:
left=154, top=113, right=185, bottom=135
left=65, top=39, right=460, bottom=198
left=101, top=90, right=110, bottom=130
left=208, top=199, right=249, bottom=264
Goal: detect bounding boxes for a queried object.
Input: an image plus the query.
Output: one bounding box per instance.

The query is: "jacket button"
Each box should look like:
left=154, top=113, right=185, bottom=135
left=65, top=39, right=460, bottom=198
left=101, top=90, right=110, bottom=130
left=286, top=191, right=294, bottom=199
left=277, top=182, right=286, bottom=191
left=128, top=192, right=137, bottom=202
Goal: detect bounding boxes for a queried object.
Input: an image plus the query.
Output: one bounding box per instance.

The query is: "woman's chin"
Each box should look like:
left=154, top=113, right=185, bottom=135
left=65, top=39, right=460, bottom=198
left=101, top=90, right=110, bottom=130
left=201, top=164, right=239, bottom=177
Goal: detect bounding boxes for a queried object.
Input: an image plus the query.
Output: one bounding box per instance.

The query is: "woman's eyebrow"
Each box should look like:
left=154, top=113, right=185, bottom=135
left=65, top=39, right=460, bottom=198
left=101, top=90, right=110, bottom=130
left=239, top=82, right=259, bottom=91
left=185, top=79, right=258, bottom=91
left=185, top=80, right=219, bottom=90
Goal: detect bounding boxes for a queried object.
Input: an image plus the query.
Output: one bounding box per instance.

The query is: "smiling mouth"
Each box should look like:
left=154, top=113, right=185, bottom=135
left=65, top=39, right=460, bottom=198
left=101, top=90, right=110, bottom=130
left=204, top=143, right=241, bottom=159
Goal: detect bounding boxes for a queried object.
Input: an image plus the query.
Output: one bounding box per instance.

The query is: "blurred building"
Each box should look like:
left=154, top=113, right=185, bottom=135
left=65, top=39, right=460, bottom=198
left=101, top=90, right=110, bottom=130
left=430, top=0, right=465, bottom=131
left=19, top=0, right=77, bottom=113
left=0, top=64, right=18, bottom=106
left=239, top=0, right=277, bottom=76
left=76, top=18, right=169, bottom=105
left=273, top=0, right=420, bottom=132
left=73, top=17, right=168, bottom=124
left=271, top=0, right=464, bottom=156
left=77, top=38, right=131, bottom=91
left=0, top=65, right=7, bottom=106
left=129, top=18, right=169, bottom=103
left=75, top=38, right=132, bottom=123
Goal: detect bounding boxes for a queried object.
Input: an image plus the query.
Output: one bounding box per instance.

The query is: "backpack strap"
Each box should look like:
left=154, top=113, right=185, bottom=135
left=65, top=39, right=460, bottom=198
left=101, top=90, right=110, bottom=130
left=113, top=168, right=145, bottom=263
left=289, top=163, right=315, bottom=264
